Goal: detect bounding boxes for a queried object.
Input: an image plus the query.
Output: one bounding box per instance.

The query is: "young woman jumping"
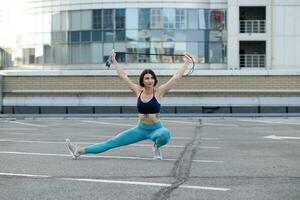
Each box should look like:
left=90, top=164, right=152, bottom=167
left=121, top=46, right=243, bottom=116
left=66, top=49, right=192, bottom=160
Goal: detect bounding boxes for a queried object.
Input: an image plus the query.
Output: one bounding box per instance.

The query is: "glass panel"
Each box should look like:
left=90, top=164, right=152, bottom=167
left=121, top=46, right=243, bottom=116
left=61, top=11, right=69, bottom=31
left=126, top=42, right=138, bottom=62
left=209, top=9, right=226, bottom=30
left=150, top=30, right=163, bottom=42
left=70, top=44, right=80, bottom=64
left=35, top=45, right=43, bottom=64
left=52, top=12, right=61, bottom=31
left=53, top=44, right=67, bottom=64
left=138, top=29, right=151, bottom=42
left=209, top=42, right=226, bottom=63
left=115, top=30, right=125, bottom=42
left=174, top=30, right=186, bottom=41
left=114, top=43, right=126, bottom=62
left=161, top=30, right=174, bottom=42
left=187, top=9, right=199, bottom=29
left=126, top=9, right=138, bottom=29
left=44, top=44, right=52, bottom=64
left=199, top=9, right=207, bottom=29
left=138, top=42, right=150, bottom=63
left=175, top=9, right=187, bottom=29
left=126, top=30, right=138, bottom=42
left=81, top=31, right=91, bottom=42
left=187, top=42, right=198, bottom=62
left=186, top=30, right=205, bottom=42
left=93, top=10, right=102, bottom=29
left=91, top=43, right=103, bottom=63
left=163, top=9, right=175, bottom=29
left=162, top=42, right=174, bottom=63
left=70, top=11, right=81, bottom=31
left=174, top=42, right=186, bottom=63
left=81, top=44, right=91, bottom=63
left=104, top=30, right=114, bottom=42
left=103, top=9, right=114, bottom=29
left=35, top=33, right=43, bottom=44
left=44, top=33, right=51, bottom=44
left=209, top=30, right=224, bottom=42
left=198, top=42, right=206, bottom=63
left=92, top=31, right=102, bottom=42
left=81, top=10, right=92, bottom=30
left=151, top=9, right=163, bottom=29
left=115, top=9, right=125, bottom=29
left=139, top=9, right=150, bottom=29
left=69, top=31, right=80, bottom=42
left=150, top=42, right=162, bottom=63
left=103, top=43, right=113, bottom=61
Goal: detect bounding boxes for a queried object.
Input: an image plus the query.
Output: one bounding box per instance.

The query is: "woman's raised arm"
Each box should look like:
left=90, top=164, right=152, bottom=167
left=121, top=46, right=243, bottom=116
left=110, top=49, right=141, bottom=96
left=157, top=52, right=193, bottom=98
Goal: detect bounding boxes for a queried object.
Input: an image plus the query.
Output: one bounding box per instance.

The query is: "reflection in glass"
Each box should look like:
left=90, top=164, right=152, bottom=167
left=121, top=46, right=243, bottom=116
left=93, top=10, right=102, bottom=29
left=104, top=30, right=114, bottom=42
left=116, top=9, right=125, bottom=29
left=187, top=9, right=199, bottom=29
left=103, top=9, right=114, bottom=29
left=175, top=9, right=186, bottom=29
left=126, top=9, right=138, bottom=29
left=81, top=31, right=91, bottom=42
left=163, top=9, right=175, bottom=29
left=92, top=31, right=102, bottom=42
left=126, top=30, right=138, bottom=41
left=139, top=9, right=150, bottom=29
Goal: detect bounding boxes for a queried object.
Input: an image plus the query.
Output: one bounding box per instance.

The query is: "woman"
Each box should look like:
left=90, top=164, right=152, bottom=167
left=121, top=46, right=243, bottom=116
left=66, top=49, right=192, bottom=160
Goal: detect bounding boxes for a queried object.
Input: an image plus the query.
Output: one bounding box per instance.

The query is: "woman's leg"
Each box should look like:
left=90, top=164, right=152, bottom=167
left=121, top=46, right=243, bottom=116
left=83, top=126, right=148, bottom=154
left=149, top=127, right=171, bottom=148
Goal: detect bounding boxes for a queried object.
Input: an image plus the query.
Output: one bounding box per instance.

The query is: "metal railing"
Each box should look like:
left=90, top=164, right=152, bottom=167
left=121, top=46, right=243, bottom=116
left=240, top=54, right=266, bottom=68
left=240, top=20, right=266, bottom=33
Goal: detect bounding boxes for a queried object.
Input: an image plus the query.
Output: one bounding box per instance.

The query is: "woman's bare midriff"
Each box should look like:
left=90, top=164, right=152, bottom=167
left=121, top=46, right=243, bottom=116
left=139, top=113, right=160, bottom=124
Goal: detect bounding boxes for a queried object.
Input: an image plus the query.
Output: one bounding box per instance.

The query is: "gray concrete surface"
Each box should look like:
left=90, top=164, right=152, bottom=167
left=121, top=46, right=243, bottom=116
left=0, top=117, right=299, bottom=200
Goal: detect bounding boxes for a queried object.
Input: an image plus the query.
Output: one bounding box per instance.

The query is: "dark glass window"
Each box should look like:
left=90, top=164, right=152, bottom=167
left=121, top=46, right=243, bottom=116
left=104, top=30, right=114, bottom=42
left=93, top=10, right=102, bottom=29
left=103, top=9, right=114, bottom=29
left=81, top=31, right=91, bottom=42
left=115, top=9, right=125, bottom=29
left=92, top=31, right=102, bottom=41
left=139, top=9, right=150, bottom=29
left=69, top=31, right=80, bottom=42
left=115, top=30, right=125, bottom=41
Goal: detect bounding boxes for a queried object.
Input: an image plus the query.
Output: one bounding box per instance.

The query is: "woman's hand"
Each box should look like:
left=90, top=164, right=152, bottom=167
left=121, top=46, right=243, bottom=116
left=183, top=51, right=193, bottom=63
left=110, top=49, right=117, bottom=63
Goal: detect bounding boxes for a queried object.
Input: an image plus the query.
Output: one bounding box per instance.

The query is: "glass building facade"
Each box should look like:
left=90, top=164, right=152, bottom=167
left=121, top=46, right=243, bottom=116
left=19, top=8, right=227, bottom=66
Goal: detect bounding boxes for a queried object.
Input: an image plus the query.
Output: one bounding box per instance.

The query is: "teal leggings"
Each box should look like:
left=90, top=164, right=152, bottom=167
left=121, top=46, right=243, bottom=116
left=84, top=120, right=170, bottom=154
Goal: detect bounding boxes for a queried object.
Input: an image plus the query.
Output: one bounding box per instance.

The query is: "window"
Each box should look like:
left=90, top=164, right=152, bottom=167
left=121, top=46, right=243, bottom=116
left=187, top=9, right=199, bottom=29
left=151, top=9, right=163, bottom=28
left=104, top=30, right=114, bottom=42
left=115, top=30, right=125, bottom=41
left=103, top=9, right=114, bottom=29
left=175, top=9, right=187, bottom=29
left=139, top=9, right=150, bottom=29
left=81, top=31, right=91, bottom=42
left=126, top=9, right=138, bottom=29
left=93, top=10, right=102, bottom=29
left=69, top=31, right=80, bottom=43
left=115, top=9, right=125, bottom=29
left=92, top=31, right=102, bottom=41
left=163, top=9, right=175, bottom=29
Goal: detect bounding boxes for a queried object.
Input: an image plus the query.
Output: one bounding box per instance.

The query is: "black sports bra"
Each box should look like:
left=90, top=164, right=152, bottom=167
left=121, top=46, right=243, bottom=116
left=137, top=89, right=161, bottom=114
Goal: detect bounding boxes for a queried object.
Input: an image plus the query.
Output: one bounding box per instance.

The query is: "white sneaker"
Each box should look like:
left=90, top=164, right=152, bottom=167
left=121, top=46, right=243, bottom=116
left=152, top=144, right=163, bottom=160
left=66, top=138, right=80, bottom=160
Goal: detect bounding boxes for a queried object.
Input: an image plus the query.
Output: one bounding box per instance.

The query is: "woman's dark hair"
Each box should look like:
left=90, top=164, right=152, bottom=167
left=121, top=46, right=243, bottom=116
left=139, top=69, right=158, bottom=87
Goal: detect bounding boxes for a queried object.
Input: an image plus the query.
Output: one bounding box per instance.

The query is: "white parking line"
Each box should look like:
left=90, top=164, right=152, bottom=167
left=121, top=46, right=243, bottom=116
left=0, top=172, right=230, bottom=191
left=0, top=151, right=223, bottom=163
left=163, top=120, right=239, bottom=127
left=0, top=139, right=221, bottom=149
left=81, top=120, right=134, bottom=127
left=237, top=119, right=300, bottom=126
left=8, top=121, right=48, bottom=128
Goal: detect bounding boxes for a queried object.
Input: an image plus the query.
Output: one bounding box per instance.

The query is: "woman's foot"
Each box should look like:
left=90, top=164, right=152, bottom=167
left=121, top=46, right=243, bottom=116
left=152, top=144, right=163, bottom=160
left=66, top=138, right=80, bottom=160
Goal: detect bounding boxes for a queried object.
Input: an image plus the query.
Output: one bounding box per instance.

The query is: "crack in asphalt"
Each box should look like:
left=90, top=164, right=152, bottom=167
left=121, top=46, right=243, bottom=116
left=152, top=120, right=202, bottom=200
